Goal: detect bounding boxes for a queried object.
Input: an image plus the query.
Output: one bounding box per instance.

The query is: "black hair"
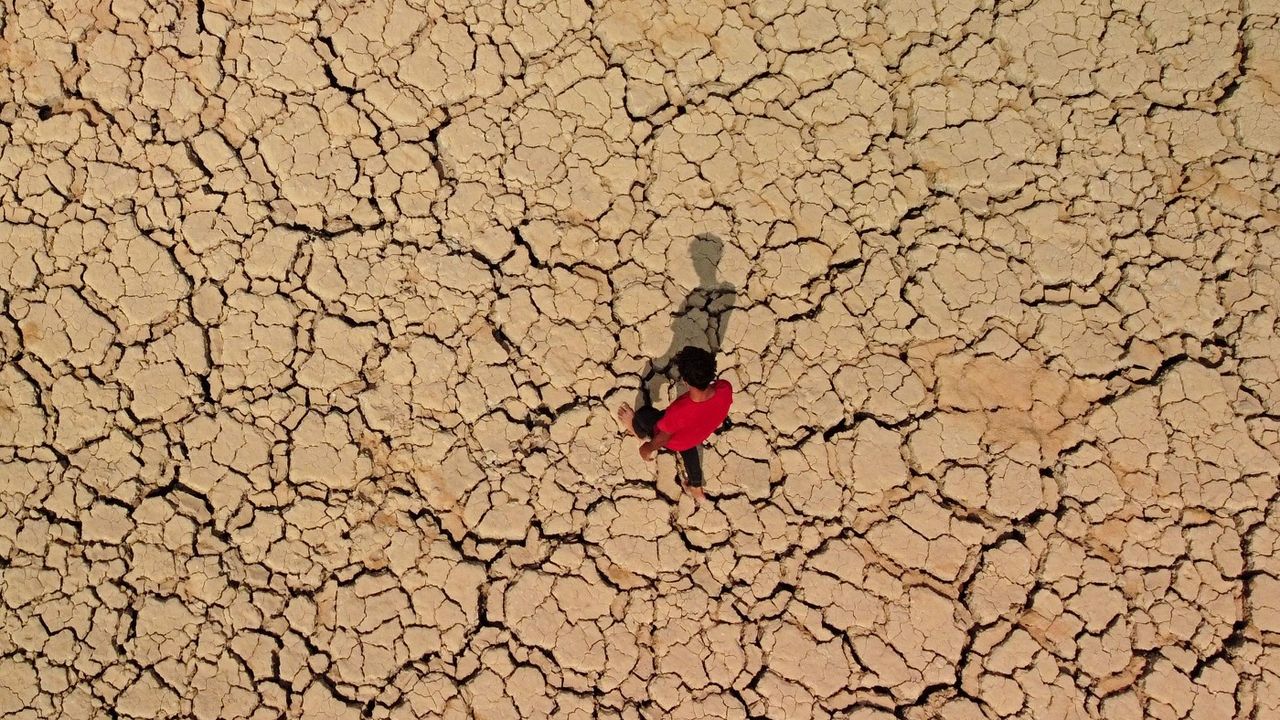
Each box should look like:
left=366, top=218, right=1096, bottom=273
left=675, top=346, right=716, bottom=390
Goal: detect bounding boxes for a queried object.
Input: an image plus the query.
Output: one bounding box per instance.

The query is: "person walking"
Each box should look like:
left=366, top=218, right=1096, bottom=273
left=618, top=346, right=733, bottom=502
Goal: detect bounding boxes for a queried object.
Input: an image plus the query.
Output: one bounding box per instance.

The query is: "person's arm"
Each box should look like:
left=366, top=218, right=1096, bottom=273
left=639, top=430, right=673, bottom=460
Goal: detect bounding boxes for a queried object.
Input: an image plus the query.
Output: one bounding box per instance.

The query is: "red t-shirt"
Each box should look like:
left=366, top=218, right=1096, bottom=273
left=657, top=380, right=733, bottom=451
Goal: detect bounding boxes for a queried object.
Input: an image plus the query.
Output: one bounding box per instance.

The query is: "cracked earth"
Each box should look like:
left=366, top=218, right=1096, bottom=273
left=1, top=0, right=1278, bottom=718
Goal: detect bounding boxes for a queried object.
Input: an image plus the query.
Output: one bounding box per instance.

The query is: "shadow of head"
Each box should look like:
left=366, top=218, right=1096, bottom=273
left=691, top=233, right=723, bottom=287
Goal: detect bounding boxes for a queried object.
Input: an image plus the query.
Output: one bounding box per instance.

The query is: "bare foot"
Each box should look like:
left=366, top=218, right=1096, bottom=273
left=616, top=402, right=636, bottom=437
left=683, top=482, right=707, bottom=504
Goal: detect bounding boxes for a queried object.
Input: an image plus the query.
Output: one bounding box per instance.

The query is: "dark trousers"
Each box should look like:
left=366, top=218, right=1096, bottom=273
left=633, top=405, right=704, bottom=487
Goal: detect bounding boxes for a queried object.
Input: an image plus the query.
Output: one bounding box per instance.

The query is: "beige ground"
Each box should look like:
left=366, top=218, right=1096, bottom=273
left=1, top=1, right=1279, bottom=718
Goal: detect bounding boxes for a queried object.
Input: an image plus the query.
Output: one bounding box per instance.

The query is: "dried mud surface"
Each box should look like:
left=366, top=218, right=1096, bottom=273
left=2, top=1, right=1279, bottom=718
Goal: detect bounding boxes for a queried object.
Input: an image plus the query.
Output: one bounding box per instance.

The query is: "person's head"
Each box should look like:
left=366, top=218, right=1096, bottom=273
left=675, top=346, right=717, bottom=390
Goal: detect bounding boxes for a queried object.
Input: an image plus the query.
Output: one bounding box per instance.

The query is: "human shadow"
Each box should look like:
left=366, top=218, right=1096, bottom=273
left=635, top=233, right=738, bottom=407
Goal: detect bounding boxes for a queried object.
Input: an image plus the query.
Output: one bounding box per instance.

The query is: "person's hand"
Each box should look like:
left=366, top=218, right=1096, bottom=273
left=639, top=443, right=656, bottom=461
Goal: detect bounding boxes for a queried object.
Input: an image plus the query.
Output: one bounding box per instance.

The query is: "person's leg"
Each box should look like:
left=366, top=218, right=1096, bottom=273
left=679, top=446, right=704, bottom=487
left=618, top=402, right=663, bottom=438
left=631, top=405, right=663, bottom=440
left=677, top=446, right=707, bottom=502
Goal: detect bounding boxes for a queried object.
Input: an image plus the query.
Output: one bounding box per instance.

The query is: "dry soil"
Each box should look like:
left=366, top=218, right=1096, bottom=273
left=1, top=1, right=1279, bottom=719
